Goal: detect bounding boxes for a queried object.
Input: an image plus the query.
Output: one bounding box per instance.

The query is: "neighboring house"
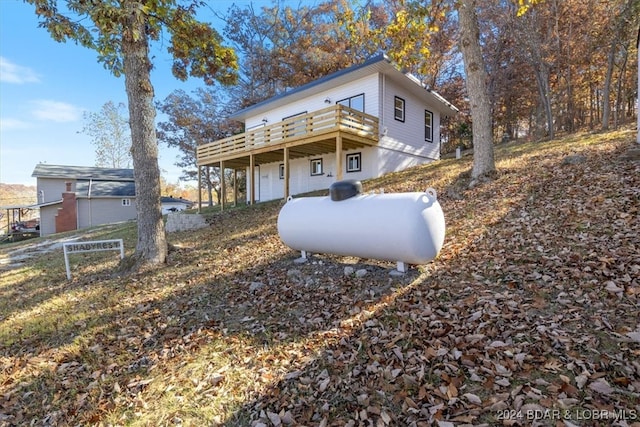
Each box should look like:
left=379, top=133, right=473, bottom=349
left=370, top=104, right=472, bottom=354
left=32, top=164, right=137, bottom=236
left=161, top=196, right=193, bottom=214
left=197, top=53, right=459, bottom=205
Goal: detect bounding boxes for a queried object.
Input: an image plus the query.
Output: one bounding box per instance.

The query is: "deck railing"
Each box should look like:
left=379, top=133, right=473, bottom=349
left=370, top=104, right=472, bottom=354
left=197, top=105, right=379, bottom=165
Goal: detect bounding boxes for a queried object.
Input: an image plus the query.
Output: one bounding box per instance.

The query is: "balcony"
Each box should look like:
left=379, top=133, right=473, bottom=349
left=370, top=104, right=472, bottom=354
left=197, top=105, right=379, bottom=169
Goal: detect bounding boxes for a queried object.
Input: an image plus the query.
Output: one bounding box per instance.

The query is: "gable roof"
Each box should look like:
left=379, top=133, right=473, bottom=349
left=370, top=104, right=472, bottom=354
left=75, top=180, right=136, bottom=198
left=229, top=53, right=459, bottom=121
left=32, top=164, right=134, bottom=181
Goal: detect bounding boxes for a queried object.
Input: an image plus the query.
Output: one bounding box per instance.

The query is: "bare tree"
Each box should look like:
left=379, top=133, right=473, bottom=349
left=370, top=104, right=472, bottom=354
left=82, top=101, right=132, bottom=168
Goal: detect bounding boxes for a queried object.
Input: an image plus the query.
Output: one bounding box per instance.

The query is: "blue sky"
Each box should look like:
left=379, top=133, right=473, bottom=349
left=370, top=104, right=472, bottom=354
left=0, top=0, right=305, bottom=186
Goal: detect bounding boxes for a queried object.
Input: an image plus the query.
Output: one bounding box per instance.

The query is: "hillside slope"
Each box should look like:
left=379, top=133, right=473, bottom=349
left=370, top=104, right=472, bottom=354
left=0, top=184, right=36, bottom=207
left=0, top=129, right=638, bottom=426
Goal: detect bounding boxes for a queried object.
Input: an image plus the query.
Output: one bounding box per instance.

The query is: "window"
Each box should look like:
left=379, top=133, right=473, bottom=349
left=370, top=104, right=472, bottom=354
left=279, top=164, right=285, bottom=179
left=337, top=93, right=365, bottom=112
left=122, top=199, right=131, bottom=206
left=310, top=158, right=323, bottom=176
left=424, top=110, right=433, bottom=142
left=394, top=96, right=405, bottom=122
left=346, top=153, right=362, bottom=173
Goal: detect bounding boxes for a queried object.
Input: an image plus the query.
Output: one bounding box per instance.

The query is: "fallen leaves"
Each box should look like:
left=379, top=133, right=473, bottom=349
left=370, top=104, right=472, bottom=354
left=1, top=130, right=639, bottom=426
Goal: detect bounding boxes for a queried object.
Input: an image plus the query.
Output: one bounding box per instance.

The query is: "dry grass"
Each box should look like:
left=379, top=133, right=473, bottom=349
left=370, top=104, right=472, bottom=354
left=1, top=128, right=639, bottom=426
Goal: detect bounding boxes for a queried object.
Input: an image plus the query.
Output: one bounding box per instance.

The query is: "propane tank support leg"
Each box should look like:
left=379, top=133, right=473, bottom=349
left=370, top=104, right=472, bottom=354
left=397, top=261, right=407, bottom=273
left=294, top=250, right=309, bottom=265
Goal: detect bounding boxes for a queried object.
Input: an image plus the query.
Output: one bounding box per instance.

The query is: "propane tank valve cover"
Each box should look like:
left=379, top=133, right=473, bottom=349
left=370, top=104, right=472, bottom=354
left=329, top=180, right=362, bottom=201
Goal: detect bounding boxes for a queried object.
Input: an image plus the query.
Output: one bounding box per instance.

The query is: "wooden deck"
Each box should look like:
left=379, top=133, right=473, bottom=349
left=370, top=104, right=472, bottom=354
left=197, top=105, right=379, bottom=169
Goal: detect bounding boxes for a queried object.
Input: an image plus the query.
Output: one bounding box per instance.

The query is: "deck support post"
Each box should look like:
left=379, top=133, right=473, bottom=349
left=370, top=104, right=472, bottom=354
left=220, top=161, right=225, bottom=212
left=197, top=165, right=202, bottom=213
left=233, top=169, right=238, bottom=207
left=249, top=154, right=255, bottom=205
left=336, top=134, right=343, bottom=181
left=284, top=147, right=290, bottom=199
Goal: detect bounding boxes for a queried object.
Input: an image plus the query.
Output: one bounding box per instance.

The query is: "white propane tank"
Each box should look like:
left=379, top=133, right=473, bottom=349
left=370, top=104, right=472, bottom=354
left=277, top=180, right=445, bottom=267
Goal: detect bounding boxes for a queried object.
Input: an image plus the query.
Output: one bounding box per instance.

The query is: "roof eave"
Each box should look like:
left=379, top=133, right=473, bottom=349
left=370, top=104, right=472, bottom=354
left=229, top=53, right=393, bottom=121
left=229, top=53, right=459, bottom=121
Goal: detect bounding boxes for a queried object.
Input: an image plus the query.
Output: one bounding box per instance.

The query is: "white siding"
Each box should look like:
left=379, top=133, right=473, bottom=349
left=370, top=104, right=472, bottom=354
left=240, top=71, right=449, bottom=203
left=246, top=147, right=377, bottom=202
left=244, top=74, right=380, bottom=129
left=379, top=75, right=441, bottom=163
left=373, top=142, right=435, bottom=176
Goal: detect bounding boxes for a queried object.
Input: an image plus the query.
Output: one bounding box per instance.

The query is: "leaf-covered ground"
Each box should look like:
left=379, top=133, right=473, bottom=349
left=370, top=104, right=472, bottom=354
left=1, top=129, right=639, bottom=426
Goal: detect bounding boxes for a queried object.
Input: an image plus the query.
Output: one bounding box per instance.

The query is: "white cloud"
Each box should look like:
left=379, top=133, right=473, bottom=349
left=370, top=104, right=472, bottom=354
left=0, top=57, right=41, bottom=84
left=31, top=99, right=82, bottom=122
left=0, top=117, right=31, bottom=131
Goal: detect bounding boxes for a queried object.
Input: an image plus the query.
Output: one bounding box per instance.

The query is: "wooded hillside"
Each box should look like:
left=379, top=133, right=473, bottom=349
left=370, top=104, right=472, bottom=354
left=158, top=0, right=638, bottom=195
left=211, top=0, right=639, bottom=140
left=1, top=128, right=638, bottom=426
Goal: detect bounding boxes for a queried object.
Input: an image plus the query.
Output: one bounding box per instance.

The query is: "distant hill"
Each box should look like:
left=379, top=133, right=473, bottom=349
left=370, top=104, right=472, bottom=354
left=0, top=183, right=36, bottom=207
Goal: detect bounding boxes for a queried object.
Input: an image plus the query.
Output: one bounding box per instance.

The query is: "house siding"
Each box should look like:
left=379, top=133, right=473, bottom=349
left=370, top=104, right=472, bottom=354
left=230, top=57, right=457, bottom=203
left=37, top=178, right=73, bottom=204
left=37, top=178, right=71, bottom=236
left=248, top=147, right=376, bottom=201
left=244, top=74, right=381, bottom=201
left=33, top=167, right=137, bottom=236
left=379, top=74, right=441, bottom=166
left=242, top=74, right=447, bottom=202
left=244, top=74, right=380, bottom=129
left=39, top=204, right=61, bottom=236
left=76, top=198, right=136, bottom=229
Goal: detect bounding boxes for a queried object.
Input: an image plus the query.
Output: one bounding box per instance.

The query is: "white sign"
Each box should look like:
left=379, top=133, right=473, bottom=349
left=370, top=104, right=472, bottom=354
left=63, top=239, right=124, bottom=280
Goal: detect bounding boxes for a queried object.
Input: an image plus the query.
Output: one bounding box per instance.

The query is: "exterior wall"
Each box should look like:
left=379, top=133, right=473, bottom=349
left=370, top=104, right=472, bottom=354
left=247, top=147, right=377, bottom=201
left=244, top=74, right=380, bottom=129
left=37, top=178, right=73, bottom=204
left=39, top=204, right=60, bottom=236
left=374, top=142, right=436, bottom=176
left=76, top=198, right=136, bottom=229
left=35, top=175, right=137, bottom=235
left=379, top=74, right=442, bottom=163
left=37, top=178, right=70, bottom=236
left=242, top=72, right=447, bottom=203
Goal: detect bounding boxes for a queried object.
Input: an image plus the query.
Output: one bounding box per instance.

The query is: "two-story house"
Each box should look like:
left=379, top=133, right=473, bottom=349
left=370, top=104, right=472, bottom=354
left=32, top=164, right=137, bottom=236
left=196, top=53, right=459, bottom=205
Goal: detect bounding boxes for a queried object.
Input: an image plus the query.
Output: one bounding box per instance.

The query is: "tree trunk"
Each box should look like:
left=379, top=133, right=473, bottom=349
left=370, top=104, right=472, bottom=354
left=602, top=40, right=616, bottom=131
left=614, top=44, right=629, bottom=127
left=534, top=67, right=554, bottom=138
left=458, top=0, right=495, bottom=182
left=205, top=167, right=214, bottom=207
left=122, top=1, right=167, bottom=268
